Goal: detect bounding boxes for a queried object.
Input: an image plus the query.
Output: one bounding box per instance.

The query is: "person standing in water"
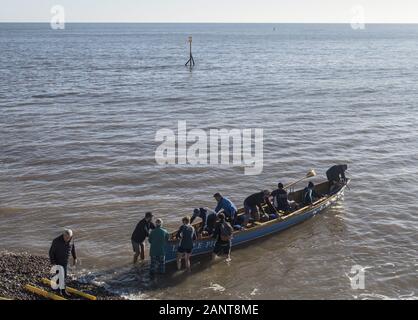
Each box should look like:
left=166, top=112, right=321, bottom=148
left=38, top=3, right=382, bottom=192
left=212, top=213, right=233, bottom=261
left=176, top=216, right=197, bottom=272
left=131, top=212, right=155, bottom=264
left=148, top=218, right=169, bottom=276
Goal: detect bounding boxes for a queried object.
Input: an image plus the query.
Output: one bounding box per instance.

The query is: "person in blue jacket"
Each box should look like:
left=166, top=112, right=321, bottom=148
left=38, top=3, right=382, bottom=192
left=213, top=193, right=238, bottom=224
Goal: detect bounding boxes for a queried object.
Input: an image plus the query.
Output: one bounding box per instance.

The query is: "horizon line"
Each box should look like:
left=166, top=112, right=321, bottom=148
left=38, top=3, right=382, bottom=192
left=1, top=21, right=418, bottom=24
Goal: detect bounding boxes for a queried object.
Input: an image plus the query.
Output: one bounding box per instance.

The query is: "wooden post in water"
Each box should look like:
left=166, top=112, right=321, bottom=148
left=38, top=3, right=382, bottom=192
left=185, top=36, right=195, bottom=68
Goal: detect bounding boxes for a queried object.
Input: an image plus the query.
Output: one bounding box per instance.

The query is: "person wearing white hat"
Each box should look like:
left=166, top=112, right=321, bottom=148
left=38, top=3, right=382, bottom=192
left=49, top=228, right=77, bottom=278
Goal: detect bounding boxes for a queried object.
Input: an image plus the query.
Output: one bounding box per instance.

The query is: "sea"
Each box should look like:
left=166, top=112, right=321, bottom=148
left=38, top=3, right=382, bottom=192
left=0, top=23, right=417, bottom=299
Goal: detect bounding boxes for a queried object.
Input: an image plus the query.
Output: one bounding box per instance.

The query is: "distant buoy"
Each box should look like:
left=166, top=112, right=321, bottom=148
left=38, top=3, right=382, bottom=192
left=185, top=36, right=195, bottom=68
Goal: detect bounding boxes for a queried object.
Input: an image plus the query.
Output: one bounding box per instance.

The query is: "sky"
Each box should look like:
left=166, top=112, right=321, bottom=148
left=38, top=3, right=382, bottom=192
left=0, top=0, right=417, bottom=23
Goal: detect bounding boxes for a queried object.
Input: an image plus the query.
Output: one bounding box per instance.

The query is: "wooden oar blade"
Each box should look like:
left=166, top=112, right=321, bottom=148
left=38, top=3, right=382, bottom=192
left=306, top=169, right=316, bottom=178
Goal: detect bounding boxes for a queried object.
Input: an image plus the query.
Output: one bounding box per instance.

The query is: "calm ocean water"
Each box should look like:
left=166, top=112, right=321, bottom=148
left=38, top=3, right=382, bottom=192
left=0, top=23, right=417, bottom=299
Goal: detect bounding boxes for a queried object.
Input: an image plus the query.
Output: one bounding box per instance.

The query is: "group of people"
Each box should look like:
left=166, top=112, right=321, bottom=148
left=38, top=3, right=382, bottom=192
left=130, top=209, right=234, bottom=275
left=48, top=165, right=348, bottom=282
left=128, top=179, right=328, bottom=275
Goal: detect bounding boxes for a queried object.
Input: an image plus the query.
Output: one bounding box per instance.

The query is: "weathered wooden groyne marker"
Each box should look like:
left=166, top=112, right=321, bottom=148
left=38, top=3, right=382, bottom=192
left=185, top=36, right=195, bottom=68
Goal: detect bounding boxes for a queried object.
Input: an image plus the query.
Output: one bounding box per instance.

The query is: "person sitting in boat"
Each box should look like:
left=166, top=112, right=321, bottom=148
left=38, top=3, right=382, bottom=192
left=213, top=193, right=238, bottom=225
left=190, top=208, right=217, bottom=236
left=176, top=216, right=197, bottom=272
left=243, top=190, right=271, bottom=224
left=271, top=182, right=291, bottom=213
left=303, top=182, right=322, bottom=206
left=212, top=213, right=233, bottom=261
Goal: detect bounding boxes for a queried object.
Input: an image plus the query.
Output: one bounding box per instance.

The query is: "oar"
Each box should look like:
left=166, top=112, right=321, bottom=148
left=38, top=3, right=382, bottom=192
left=284, top=169, right=317, bottom=190
left=41, top=278, right=97, bottom=300
left=24, top=284, right=67, bottom=300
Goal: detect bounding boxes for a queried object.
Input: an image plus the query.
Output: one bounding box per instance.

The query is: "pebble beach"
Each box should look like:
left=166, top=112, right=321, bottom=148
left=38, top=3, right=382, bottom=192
left=0, top=251, right=123, bottom=300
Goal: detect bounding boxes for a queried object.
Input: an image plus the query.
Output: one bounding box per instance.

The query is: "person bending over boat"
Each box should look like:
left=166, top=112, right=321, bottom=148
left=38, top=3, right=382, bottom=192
left=272, top=183, right=291, bottom=213
left=213, top=193, right=238, bottom=224
left=326, top=164, right=348, bottom=183
left=131, top=212, right=155, bottom=264
left=212, top=213, right=233, bottom=261
left=303, top=182, right=322, bottom=206
left=49, top=229, right=77, bottom=280
left=191, top=208, right=217, bottom=236
left=243, top=190, right=271, bottom=224
left=148, top=218, right=169, bottom=276
left=326, top=164, right=348, bottom=194
left=176, top=216, right=197, bottom=272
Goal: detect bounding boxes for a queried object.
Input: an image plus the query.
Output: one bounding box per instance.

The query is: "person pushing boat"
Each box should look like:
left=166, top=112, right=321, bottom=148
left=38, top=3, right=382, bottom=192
left=175, top=216, right=197, bottom=272
left=131, top=212, right=155, bottom=264
left=212, top=213, right=233, bottom=261
left=148, top=218, right=169, bottom=276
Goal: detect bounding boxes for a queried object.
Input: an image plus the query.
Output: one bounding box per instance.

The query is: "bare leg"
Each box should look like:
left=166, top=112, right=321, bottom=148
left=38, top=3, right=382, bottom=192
left=176, top=253, right=183, bottom=270
left=226, top=248, right=232, bottom=262
left=133, top=253, right=139, bottom=264
left=185, top=253, right=191, bottom=272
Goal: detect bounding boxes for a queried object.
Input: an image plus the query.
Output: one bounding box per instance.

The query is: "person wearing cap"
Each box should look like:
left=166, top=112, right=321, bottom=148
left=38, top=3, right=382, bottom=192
left=148, top=218, right=169, bottom=275
left=131, top=212, right=155, bottom=264
left=213, top=193, right=237, bottom=224
left=271, top=182, right=291, bottom=212
left=49, top=229, right=77, bottom=278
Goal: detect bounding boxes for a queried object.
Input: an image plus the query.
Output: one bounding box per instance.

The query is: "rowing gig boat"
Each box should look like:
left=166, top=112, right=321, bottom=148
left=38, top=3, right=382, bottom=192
left=165, top=178, right=350, bottom=263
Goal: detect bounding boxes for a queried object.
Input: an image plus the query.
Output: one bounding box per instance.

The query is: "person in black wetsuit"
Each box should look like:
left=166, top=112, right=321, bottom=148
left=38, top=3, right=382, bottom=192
left=49, top=229, right=77, bottom=278
left=326, top=164, right=348, bottom=183
left=271, top=182, right=291, bottom=212
left=303, top=182, right=322, bottom=206
left=131, top=212, right=155, bottom=263
left=212, top=213, right=233, bottom=261
left=243, top=190, right=271, bottom=223
left=326, top=164, right=348, bottom=194
left=190, top=208, right=217, bottom=236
